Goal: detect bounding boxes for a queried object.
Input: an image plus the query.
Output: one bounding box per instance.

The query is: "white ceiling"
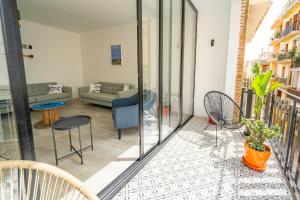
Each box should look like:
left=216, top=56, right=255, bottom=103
left=247, top=0, right=272, bottom=42
left=17, top=0, right=136, bottom=33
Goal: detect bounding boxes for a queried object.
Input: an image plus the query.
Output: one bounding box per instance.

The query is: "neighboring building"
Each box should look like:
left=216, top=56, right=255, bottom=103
left=242, top=0, right=273, bottom=88
left=258, top=50, right=275, bottom=73
left=270, top=0, right=300, bottom=92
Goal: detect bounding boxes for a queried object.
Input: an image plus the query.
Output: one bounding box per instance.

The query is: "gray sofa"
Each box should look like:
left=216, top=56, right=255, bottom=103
left=79, top=82, right=136, bottom=107
left=27, top=82, right=72, bottom=107
left=0, top=82, right=72, bottom=114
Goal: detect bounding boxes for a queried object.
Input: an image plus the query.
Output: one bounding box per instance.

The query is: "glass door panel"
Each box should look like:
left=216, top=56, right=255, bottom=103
left=0, top=20, right=21, bottom=160
left=182, top=1, right=196, bottom=123
left=162, top=0, right=182, bottom=140
left=142, top=0, right=160, bottom=153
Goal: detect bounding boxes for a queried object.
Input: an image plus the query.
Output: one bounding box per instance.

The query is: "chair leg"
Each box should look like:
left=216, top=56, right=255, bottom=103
left=204, top=124, right=210, bottom=131
left=215, top=125, right=218, bottom=147
left=118, top=129, right=122, bottom=140
left=238, top=128, right=245, bottom=137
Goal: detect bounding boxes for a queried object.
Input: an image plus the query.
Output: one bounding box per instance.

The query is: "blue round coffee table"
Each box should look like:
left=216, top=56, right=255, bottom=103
left=32, top=101, right=65, bottom=129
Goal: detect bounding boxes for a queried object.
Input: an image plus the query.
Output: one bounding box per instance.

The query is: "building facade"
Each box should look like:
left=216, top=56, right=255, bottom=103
left=270, top=0, right=300, bottom=94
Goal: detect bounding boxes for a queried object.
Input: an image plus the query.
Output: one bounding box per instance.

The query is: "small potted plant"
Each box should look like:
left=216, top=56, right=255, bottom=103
left=162, top=96, right=170, bottom=117
left=242, top=64, right=282, bottom=171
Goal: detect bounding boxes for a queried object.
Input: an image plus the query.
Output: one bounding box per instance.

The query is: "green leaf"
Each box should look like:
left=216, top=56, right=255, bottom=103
left=268, top=81, right=283, bottom=94
left=252, top=70, right=272, bottom=97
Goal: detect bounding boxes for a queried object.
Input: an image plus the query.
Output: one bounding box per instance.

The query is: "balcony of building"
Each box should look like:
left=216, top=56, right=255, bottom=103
left=271, top=18, right=283, bottom=31
left=258, top=51, right=276, bottom=64
left=277, top=52, right=292, bottom=63
left=281, top=23, right=300, bottom=42
left=281, top=0, right=300, bottom=20
left=270, top=31, right=281, bottom=46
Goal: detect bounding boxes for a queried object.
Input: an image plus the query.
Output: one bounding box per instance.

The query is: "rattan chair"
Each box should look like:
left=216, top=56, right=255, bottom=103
left=204, top=91, right=244, bottom=146
left=0, top=160, right=98, bottom=200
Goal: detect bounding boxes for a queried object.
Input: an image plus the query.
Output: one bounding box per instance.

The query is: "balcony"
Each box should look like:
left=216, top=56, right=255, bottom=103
left=282, top=0, right=300, bottom=20
left=270, top=32, right=281, bottom=46
left=277, top=52, right=291, bottom=63
left=113, top=117, right=293, bottom=199
left=258, top=52, right=276, bottom=64
left=293, top=54, right=300, bottom=68
left=281, top=24, right=300, bottom=42
left=278, top=77, right=290, bottom=85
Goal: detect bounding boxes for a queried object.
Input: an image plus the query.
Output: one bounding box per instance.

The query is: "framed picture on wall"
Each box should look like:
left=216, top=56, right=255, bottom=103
left=111, top=45, right=122, bottom=65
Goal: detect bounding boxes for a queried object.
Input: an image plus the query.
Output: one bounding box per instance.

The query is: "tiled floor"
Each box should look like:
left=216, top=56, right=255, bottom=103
left=113, top=117, right=293, bottom=200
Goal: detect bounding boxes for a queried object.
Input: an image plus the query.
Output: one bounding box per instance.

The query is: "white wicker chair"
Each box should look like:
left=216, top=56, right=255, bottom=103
left=0, top=160, right=98, bottom=200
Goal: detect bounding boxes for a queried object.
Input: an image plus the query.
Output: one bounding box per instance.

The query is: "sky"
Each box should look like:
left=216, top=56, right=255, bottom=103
left=245, top=0, right=289, bottom=61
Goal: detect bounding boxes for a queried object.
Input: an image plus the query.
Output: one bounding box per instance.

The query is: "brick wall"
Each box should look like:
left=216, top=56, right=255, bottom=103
left=234, top=0, right=249, bottom=106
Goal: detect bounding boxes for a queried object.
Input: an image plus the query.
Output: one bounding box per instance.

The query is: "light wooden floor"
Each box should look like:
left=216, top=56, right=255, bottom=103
left=30, top=100, right=139, bottom=182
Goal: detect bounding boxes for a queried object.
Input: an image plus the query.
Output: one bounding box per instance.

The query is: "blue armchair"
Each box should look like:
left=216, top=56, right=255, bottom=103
left=112, top=90, right=157, bottom=139
left=112, top=94, right=139, bottom=139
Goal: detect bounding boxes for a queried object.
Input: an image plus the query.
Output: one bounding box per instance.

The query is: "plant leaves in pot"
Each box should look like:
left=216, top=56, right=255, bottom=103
left=242, top=118, right=280, bottom=171
left=242, top=64, right=282, bottom=171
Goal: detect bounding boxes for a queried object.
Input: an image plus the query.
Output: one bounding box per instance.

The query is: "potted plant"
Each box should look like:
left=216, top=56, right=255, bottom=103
left=289, top=47, right=297, bottom=67
left=293, top=55, right=300, bottom=68
left=242, top=64, right=282, bottom=171
left=275, top=31, right=281, bottom=39
left=162, top=96, right=170, bottom=117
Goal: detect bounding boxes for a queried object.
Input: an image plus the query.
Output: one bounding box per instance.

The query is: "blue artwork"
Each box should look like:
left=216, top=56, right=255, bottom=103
left=111, top=45, right=122, bottom=65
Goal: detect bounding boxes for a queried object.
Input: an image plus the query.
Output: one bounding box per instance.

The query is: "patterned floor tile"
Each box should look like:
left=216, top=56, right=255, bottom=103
left=112, top=117, right=293, bottom=200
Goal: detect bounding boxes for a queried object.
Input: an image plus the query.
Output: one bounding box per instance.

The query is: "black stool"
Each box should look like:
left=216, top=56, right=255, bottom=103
left=52, top=115, right=93, bottom=165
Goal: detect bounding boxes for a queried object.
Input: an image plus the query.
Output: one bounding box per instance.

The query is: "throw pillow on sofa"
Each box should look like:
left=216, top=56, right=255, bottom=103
left=48, top=84, right=63, bottom=94
left=89, top=82, right=101, bottom=93
left=123, top=84, right=130, bottom=91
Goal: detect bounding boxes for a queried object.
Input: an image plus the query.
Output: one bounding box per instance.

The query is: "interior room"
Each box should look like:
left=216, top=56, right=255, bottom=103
left=16, top=0, right=140, bottom=192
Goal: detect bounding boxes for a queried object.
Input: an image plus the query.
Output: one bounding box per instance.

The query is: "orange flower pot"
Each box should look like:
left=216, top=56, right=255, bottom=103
left=163, top=106, right=169, bottom=117
left=242, top=141, right=271, bottom=171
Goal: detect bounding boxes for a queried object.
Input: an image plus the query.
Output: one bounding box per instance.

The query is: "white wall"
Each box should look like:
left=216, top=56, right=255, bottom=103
left=225, top=0, right=242, bottom=98
left=20, top=20, right=83, bottom=97
left=80, top=23, right=138, bottom=86
left=192, top=0, right=232, bottom=116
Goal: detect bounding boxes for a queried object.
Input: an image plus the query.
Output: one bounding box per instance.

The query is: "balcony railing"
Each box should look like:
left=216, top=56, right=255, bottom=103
left=279, top=77, right=290, bottom=85
left=277, top=52, right=290, bottom=61
left=271, top=31, right=281, bottom=41
left=241, top=88, right=300, bottom=199
left=281, top=25, right=293, bottom=37
left=281, top=23, right=300, bottom=38
left=293, top=54, right=300, bottom=68
left=258, top=52, right=276, bottom=62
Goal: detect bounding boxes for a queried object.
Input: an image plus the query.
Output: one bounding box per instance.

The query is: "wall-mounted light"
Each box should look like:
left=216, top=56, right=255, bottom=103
left=23, top=54, right=34, bottom=59
left=22, top=43, right=34, bottom=59
left=211, top=39, right=215, bottom=47
left=21, top=44, right=32, bottom=49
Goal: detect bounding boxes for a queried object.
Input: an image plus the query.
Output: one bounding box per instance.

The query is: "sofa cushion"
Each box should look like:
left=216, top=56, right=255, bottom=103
left=0, top=88, right=11, bottom=101
left=28, top=97, right=36, bottom=104
left=34, top=93, right=70, bottom=102
left=27, top=82, right=56, bottom=97
left=99, top=82, right=124, bottom=94
left=80, top=92, right=117, bottom=102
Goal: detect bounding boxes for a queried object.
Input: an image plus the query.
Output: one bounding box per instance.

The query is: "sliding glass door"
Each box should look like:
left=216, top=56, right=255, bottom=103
left=181, top=0, right=197, bottom=123
left=140, top=0, right=197, bottom=148
left=0, top=20, right=20, bottom=160
left=141, top=0, right=160, bottom=153
left=161, top=0, right=182, bottom=140
left=0, top=0, right=35, bottom=161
